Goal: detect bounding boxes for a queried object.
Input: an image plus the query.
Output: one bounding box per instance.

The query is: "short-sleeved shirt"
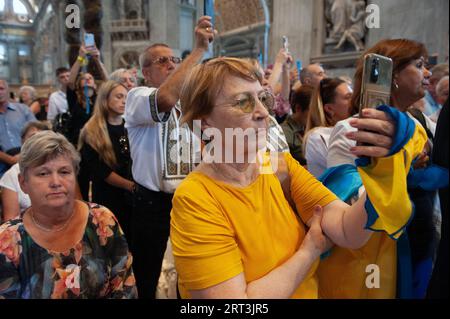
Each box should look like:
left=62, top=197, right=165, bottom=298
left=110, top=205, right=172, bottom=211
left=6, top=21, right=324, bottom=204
left=0, top=203, right=138, bottom=299
left=47, top=90, right=68, bottom=121
left=304, top=127, right=334, bottom=178
left=170, top=152, right=337, bottom=299
left=0, top=163, right=31, bottom=215
left=0, top=102, right=36, bottom=152
left=424, top=91, right=442, bottom=117
left=0, top=102, right=36, bottom=175
left=124, top=86, right=200, bottom=194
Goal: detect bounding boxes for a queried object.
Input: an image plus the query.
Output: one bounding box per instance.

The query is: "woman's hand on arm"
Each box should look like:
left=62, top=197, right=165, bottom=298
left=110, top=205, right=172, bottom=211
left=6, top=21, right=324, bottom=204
left=190, top=208, right=328, bottom=299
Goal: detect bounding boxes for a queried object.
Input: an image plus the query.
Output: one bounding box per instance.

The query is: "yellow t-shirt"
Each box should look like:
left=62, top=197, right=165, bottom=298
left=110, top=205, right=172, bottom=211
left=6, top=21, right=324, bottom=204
left=170, top=152, right=337, bottom=299
left=317, top=232, right=397, bottom=299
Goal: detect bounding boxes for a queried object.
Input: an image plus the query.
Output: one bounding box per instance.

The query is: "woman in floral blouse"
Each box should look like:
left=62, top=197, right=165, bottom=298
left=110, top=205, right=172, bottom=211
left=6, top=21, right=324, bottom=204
left=0, top=131, right=137, bottom=299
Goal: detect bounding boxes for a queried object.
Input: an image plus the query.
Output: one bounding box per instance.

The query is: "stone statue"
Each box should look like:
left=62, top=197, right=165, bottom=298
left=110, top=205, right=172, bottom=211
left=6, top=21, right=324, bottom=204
left=334, top=0, right=366, bottom=51
left=126, top=0, right=142, bottom=19
left=117, top=0, right=141, bottom=20
left=117, top=0, right=126, bottom=20
left=325, top=0, right=348, bottom=44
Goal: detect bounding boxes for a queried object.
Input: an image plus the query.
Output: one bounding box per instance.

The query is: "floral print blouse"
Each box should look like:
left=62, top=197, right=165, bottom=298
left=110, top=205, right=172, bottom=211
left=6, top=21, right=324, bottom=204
left=0, top=203, right=137, bottom=299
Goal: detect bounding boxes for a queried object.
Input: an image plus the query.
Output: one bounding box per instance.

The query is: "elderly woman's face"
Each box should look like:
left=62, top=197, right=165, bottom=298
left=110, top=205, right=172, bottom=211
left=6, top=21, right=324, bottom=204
left=202, top=75, right=270, bottom=160
left=19, top=155, right=76, bottom=209
left=120, top=72, right=137, bottom=91
left=20, top=90, right=32, bottom=103
left=395, top=57, right=431, bottom=103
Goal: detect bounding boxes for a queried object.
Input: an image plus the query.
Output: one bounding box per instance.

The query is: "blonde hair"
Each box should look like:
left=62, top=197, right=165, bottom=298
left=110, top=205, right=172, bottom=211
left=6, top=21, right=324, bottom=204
left=78, top=80, right=126, bottom=169
left=180, top=57, right=262, bottom=132
left=304, top=77, right=346, bottom=153
left=305, top=77, right=346, bottom=133
left=19, top=131, right=80, bottom=177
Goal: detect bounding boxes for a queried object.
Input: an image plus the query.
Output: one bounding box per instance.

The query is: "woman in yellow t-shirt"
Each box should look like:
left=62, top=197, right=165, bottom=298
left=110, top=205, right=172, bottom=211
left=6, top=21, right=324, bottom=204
left=170, top=57, right=399, bottom=299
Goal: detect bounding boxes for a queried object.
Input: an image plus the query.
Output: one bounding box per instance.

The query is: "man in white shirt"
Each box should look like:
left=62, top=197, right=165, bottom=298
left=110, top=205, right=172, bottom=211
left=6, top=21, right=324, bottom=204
left=124, top=16, right=215, bottom=299
left=47, top=67, right=70, bottom=122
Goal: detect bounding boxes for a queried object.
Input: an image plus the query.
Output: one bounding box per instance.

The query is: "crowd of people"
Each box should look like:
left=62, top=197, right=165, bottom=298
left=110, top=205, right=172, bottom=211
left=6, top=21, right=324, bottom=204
left=0, top=15, right=448, bottom=299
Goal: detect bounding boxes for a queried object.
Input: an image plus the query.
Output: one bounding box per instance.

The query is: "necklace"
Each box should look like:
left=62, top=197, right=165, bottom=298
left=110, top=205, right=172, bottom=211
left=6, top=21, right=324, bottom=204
left=30, top=209, right=75, bottom=233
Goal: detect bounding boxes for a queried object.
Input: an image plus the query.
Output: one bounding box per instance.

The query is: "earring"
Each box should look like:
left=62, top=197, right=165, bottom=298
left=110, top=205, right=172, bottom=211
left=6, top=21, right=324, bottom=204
left=394, top=81, right=399, bottom=90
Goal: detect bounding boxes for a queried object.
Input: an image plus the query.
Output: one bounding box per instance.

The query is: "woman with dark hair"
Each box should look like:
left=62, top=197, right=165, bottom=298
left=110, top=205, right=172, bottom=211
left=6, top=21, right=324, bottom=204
left=303, top=77, right=354, bottom=177
left=318, top=38, right=444, bottom=299
left=66, top=44, right=109, bottom=147
left=66, top=44, right=108, bottom=200
left=280, top=84, right=315, bottom=166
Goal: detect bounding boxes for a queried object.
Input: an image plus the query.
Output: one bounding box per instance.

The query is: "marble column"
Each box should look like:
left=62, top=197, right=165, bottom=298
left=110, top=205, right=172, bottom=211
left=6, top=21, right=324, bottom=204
left=101, top=0, right=113, bottom=72
left=8, top=45, right=19, bottom=84
left=270, top=0, right=315, bottom=65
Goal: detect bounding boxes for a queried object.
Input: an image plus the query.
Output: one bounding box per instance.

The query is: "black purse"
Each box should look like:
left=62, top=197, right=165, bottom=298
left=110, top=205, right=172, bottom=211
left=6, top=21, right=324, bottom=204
left=52, top=111, right=73, bottom=137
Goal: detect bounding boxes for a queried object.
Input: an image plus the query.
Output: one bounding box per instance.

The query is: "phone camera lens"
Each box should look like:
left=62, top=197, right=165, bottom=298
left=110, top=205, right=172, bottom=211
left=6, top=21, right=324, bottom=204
left=370, top=58, right=380, bottom=83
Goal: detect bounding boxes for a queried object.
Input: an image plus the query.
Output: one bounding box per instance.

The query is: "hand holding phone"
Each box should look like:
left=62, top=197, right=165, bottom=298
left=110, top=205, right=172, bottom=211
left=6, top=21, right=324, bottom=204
left=357, top=53, right=393, bottom=147
left=359, top=53, right=393, bottom=115
left=282, top=36, right=289, bottom=53
left=84, top=33, right=96, bottom=51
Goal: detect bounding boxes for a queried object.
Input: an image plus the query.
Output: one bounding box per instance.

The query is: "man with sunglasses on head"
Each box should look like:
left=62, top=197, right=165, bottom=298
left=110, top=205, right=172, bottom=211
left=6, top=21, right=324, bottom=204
left=124, top=16, right=215, bottom=299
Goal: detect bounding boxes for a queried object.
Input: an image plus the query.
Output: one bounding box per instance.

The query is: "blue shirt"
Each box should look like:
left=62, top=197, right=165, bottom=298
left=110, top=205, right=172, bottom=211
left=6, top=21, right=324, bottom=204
left=0, top=102, right=36, bottom=175
left=424, top=91, right=442, bottom=116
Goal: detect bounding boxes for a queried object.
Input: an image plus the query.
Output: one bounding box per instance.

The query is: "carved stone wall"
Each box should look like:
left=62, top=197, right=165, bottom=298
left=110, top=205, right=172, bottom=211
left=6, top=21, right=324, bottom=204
left=213, top=0, right=273, bottom=60
left=215, top=0, right=265, bottom=33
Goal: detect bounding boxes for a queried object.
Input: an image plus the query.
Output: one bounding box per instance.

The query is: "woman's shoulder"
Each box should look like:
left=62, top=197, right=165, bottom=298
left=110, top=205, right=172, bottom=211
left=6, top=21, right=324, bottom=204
left=0, top=218, right=24, bottom=233
left=174, top=171, right=212, bottom=198
left=0, top=163, right=20, bottom=185
left=87, top=202, right=117, bottom=221
left=305, top=127, right=333, bottom=149
left=333, top=117, right=357, bottom=133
